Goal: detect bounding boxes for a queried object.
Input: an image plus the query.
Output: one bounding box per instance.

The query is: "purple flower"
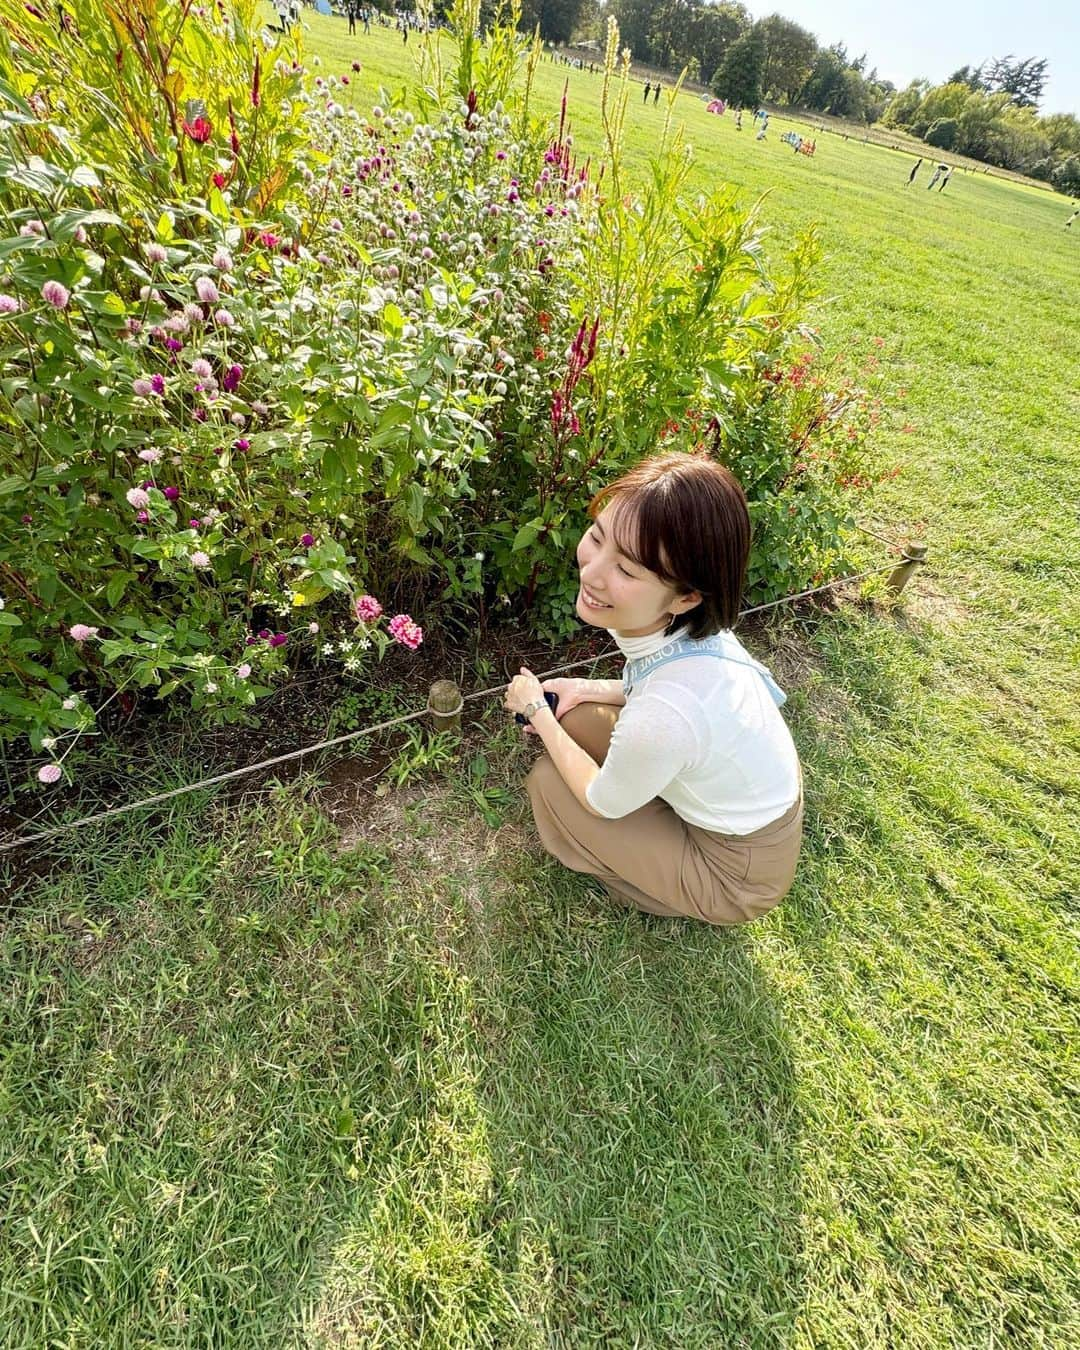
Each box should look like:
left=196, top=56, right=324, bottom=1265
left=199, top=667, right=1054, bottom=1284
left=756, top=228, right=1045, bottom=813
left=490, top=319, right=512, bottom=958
left=258, top=628, right=271, bottom=639
left=164, top=337, right=183, bottom=353
left=126, top=487, right=150, bottom=509
left=213, top=309, right=235, bottom=327
left=136, top=509, right=150, bottom=523
left=41, top=280, right=70, bottom=308
left=189, top=518, right=201, bottom=528
left=245, top=635, right=259, bottom=646
left=144, top=241, right=167, bottom=264
left=69, top=623, right=99, bottom=641
left=150, top=373, right=166, bottom=394
left=222, top=363, right=243, bottom=392
left=212, top=248, right=233, bottom=272
left=132, top=378, right=153, bottom=397
left=195, top=276, right=219, bottom=304
left=0, top=294, right=20, bottom=314
left=38, top=763, right=63, bottom=784
left=190, top=550, right=211, bottom=568
left=233, top=438, right=250, bottom=452
left=163, top=485, right=179, bottom=501
left=354, top=594, right=383, bottom=622
left=190, top=357, right=212, bottom=379
left=301, top=532, right=315, bottom=547
left=268, top=633, right=288, bottom=648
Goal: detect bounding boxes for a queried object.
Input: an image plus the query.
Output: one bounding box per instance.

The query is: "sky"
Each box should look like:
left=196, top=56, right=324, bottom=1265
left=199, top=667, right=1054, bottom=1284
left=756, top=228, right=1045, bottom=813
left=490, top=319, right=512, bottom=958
left=746, top=0, right=1079, bottom=116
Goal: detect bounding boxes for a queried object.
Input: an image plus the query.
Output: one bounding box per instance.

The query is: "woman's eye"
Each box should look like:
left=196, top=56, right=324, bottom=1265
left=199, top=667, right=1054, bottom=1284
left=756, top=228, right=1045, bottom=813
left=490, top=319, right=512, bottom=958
left=617, top=565, right=633, bottom=577
left=588, top=532, right=601, bottom=545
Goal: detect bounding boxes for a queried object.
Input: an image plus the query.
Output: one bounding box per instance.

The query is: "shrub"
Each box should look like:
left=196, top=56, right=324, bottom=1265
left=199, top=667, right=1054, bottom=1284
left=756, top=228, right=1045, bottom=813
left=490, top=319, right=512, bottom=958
left=925, top=118, right=959, bottom=150
left=0, top=4, right=889, bottom=786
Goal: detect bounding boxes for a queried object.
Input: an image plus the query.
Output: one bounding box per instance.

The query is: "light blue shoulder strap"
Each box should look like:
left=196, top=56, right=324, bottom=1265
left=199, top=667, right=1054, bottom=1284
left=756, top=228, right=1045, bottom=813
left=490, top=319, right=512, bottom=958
left=623, top=632, right=787, bottom=707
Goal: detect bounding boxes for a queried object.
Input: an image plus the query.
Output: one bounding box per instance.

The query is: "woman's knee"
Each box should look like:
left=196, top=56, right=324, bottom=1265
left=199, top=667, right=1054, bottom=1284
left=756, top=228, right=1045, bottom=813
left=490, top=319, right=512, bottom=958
left=559, top=702, right=619, bottom=763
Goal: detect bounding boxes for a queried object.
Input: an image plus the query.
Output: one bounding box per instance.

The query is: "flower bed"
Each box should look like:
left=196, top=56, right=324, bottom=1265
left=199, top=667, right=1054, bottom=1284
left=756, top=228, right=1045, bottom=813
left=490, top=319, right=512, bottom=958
left=0, top=0, right=888, bottom=788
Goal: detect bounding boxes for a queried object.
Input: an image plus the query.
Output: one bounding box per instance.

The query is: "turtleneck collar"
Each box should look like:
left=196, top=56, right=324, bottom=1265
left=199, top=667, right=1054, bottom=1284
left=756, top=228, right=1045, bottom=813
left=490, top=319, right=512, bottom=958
left=607, top=625, right=682, bottom=662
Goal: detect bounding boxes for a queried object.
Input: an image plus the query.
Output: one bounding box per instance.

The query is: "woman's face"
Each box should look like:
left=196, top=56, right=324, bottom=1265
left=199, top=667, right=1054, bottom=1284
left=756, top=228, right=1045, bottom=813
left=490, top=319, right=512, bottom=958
left=574, top=502, right=700, bottom=638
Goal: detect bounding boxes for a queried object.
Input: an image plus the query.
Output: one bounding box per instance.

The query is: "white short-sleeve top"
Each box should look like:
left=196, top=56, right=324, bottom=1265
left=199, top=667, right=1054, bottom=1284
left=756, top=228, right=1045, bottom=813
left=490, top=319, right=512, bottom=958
left=584, top=626, right=802, bottom=835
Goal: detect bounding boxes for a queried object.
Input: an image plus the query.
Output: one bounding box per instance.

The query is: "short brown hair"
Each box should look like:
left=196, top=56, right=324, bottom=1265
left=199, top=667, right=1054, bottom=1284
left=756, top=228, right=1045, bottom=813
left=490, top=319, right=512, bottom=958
left=587, top=451, right=750, bottom=637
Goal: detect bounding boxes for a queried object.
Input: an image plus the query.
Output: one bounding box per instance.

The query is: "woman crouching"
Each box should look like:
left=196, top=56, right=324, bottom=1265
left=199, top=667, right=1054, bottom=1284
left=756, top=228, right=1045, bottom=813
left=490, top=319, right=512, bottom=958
left=503, top=451, right=803, bottom=925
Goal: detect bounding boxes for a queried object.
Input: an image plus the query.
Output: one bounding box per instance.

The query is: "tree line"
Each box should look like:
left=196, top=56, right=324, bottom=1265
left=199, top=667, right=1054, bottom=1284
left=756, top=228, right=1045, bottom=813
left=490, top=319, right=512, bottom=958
left=514, top=1, right=1079, bottom=191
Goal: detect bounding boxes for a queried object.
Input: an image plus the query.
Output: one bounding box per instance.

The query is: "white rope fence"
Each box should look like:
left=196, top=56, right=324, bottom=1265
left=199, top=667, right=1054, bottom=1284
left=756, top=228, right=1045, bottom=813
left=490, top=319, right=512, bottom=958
left=0, top=552, right=921, bottom=855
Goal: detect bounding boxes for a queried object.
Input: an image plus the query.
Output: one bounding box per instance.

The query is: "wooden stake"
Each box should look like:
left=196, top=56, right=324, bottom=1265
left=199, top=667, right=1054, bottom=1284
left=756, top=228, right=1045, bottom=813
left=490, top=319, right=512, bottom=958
left=886, top=540, right=928, bottom=595
left=428, top=679, right=463, bottom=735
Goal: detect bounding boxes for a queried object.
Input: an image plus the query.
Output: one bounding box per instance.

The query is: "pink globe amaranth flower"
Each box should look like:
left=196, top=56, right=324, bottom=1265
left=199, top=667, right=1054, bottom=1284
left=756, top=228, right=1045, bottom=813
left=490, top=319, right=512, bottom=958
left=233, top=438, right=250, bottom=452
left=354, top=594, right=382, bottom=622
left=38, top=762, right=63, bottom=784
left=268, top=632, right=288, bottom=648
left=132, top=378, right=153, bottom=397
left=251, top=400, right=269, bottom=416
left=352, top=61, right=360, bottom=71
left=189, top=518, right=200, bottom=529
left=222, top=363, right=242, bottom=392
left=150, top=373, right=166, bottom=395
left=212, top=248, right=233, bottom=272
left=259, top=232, right=280, bottom=248
left=143, top=241, right=167, bottom=264
left=213, top=309, right=235, bottom=327
left=195, top=276, right=219, bottom=304
left=126, top=487, right=150, bottom=509
left=163, top=486, right=179, bottom=501
left=0, top=294, right=21, bottom=314
left=190, top=357, right=213, bottom=379
left=300, top=532, right=315, bottom=547
left=138, top=448, right=162, bottom=463
left=69, top=624, right=99, bottom=641
left=190, top=550, right=211, bottom=568
left=164, top=337, right=183, bottom=354
left=41, top=280, right=69, bottom=308
left=184, top=302, right=205, bottom=323
left=236, top=663, right=252, bottom=679
left=20, top=219, right=45, bottom=236
left=308, top=621, right=319, bottom=634
left=258, top=628, right=271, bottom=639
left=136, top=510, right=150, bottom=523
left=388, top=613, right=423, bottom=650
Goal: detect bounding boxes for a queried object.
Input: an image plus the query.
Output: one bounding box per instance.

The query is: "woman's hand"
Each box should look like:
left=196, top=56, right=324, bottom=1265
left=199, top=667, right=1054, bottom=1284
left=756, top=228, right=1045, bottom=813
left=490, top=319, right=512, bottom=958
left=503, top=667, right=545, bottom=721
left=520, top=676, right=589, bottom=736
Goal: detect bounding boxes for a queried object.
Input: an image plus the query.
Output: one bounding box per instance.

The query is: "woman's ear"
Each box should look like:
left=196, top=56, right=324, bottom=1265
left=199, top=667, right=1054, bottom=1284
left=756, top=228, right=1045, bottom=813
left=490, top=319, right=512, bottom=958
left=670, top=589, right=703, bottom=617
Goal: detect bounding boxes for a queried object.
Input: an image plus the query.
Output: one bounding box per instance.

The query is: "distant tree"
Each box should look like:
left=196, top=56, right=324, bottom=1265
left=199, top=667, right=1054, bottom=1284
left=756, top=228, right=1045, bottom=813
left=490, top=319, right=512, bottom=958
left=946, top=63, right=987, bottom=92
left=910, top=82, right=972, bottom=138
left=712, top=23, right=766, bottom=108
left=1051, top=155, right=1080, bottom=195
left=690, top=1, right=750, bottom=85
left=985, top=55, right=1049, bottom=109
left=757, top=14, right=817, bottom=104
left=883, top=80, right=928, bottom=128
left=796, top=45, right=847, bottom=113
left=925, top=117, right=958, bottom=150
left=519, top=0, right=588, bottom=44
left=1041, top=112, right=1080, bottom=157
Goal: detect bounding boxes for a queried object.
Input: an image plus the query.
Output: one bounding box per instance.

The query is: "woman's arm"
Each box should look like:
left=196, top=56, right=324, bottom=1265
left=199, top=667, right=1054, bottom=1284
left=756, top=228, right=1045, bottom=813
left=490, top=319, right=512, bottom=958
left=578, top=678, right=626, bottom=706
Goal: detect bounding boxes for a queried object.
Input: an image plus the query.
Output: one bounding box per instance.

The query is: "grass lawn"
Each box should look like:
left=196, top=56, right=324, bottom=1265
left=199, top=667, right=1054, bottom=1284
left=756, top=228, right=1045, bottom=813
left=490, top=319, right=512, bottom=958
left=2, top=14, right=1078, bottom=1348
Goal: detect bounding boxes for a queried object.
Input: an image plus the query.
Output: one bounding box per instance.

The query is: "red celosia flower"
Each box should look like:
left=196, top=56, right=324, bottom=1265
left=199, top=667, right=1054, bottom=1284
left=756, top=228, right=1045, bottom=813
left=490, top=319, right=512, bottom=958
left=251, top=55, right=261, bottom=109
left=182, top=116, right=212, bottom=144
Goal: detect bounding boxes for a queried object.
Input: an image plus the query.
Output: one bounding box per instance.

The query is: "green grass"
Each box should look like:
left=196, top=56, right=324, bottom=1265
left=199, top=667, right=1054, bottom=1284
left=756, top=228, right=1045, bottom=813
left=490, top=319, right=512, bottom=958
left=2, top=15, right=1078, bottom=1347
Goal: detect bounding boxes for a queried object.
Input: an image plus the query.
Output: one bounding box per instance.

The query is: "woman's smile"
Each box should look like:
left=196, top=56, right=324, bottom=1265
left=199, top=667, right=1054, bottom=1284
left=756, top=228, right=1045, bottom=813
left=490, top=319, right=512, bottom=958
left=579, top=584, right=613, bottom=612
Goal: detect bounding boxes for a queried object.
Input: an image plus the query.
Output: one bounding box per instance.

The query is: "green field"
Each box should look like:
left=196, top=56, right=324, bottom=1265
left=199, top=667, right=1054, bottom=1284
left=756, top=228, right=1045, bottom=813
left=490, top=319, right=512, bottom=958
left=2, top=14, right=1078, bottom=1348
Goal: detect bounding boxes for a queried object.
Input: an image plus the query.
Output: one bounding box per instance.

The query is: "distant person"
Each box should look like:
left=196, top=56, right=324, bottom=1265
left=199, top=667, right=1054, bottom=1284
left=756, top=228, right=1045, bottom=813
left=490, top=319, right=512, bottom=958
left=907, top=156, right=922, bottom=185
left=926, top=162, right=948, bottom=189
left=938, top=167, right=954, bottom=192
left=1065, top=207, right=1078, bottom=228
left=735, top=109, right=742, bottom=131
left=653, top=82, right=661, bottom=105
left=643, top=81, right=651, bottom=103
left=347, top=1, right=356, bottom=35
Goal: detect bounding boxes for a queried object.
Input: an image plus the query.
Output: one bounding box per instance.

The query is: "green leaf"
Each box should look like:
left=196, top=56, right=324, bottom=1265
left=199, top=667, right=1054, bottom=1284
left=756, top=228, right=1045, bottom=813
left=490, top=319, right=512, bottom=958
left=155, top=211, right=175, bottom=242
left=512, top=519, right=543, bottom=551
left=0, top=611, right=21, bottom=627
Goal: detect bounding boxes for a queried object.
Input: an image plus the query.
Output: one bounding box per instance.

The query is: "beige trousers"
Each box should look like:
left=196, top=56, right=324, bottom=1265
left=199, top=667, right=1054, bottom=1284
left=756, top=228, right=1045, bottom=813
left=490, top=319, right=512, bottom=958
left=526, top=702, right=803, bottom=925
